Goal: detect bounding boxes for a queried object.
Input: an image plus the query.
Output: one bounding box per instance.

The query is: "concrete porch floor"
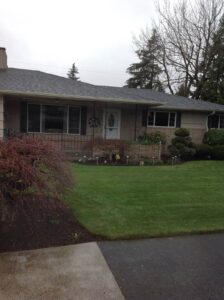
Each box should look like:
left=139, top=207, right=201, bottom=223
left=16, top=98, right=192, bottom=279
left=0, top=242, right=124, bottom=300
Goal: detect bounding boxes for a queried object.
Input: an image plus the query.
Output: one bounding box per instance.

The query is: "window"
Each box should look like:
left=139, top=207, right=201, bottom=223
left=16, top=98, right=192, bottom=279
left=27, top=103, right=81, bottom=134
left=220, top=115, right=224, bottom=129
left=147, top=111, right=176, bottom=127
left=28, top=104, right=41, bottom=132
left=208, top=114, right=224, bottom=129
left=69, top=107, right=81, bottom=134
left=155, top=112, right=169, bottom=126
left=169, top=113, right=176, bottom=127
left=42, top=105, right=67, bottom=133
left=147, top=111, right=154, bottom=126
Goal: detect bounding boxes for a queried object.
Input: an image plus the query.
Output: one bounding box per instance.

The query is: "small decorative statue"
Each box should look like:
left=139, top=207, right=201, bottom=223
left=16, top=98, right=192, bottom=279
left=115, top=153, right=120, bottom=161
left=139, top=160, right=144, bottom=166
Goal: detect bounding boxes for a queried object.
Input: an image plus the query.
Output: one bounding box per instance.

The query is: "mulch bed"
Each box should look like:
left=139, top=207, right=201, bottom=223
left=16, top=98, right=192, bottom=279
left=0, top=196, right=102, bottom=253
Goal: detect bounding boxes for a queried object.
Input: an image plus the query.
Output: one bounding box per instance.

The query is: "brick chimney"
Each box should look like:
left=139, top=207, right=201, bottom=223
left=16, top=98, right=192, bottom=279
left=0, top=47, right=8, bottom=69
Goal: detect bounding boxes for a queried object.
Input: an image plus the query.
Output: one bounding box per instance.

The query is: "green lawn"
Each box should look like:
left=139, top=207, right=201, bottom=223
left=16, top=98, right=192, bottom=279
left=65, top=161, right=224, bottom=239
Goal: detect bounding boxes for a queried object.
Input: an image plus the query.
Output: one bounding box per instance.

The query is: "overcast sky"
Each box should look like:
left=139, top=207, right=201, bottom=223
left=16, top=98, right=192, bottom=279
left=0, top=0, right=156, bottom=86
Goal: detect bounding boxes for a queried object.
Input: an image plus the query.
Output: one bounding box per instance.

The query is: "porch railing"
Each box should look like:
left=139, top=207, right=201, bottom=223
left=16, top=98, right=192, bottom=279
left=5, top=131, right=164, bottom=161
left=24, top=133, right=94, bottom=157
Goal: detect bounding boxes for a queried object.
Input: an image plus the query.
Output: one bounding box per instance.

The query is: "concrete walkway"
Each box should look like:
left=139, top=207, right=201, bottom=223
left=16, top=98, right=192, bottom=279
left=0, top=242, right=124, bottom=300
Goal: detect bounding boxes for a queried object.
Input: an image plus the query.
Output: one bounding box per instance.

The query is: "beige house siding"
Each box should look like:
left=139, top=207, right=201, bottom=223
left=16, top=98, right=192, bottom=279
left=181, top=111, right=207, bottom=129
left=4, top=98, right=208, bottom=145
left=0, top=95, right=4, bottom=138
left=88, top=103, right=137, bottom=140
left=181, top=111, right=208, bottom=144
left=86, top=103, right=104, bottom=137
left=4, top=98, right=21, bottom=131
left=135, top=109, right=208, bottom=145
left=120, top=106, right=136, bottom=140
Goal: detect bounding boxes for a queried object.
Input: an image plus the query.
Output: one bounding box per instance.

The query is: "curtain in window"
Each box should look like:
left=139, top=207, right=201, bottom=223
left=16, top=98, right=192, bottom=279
left=42, top=105, right=67, bottom=133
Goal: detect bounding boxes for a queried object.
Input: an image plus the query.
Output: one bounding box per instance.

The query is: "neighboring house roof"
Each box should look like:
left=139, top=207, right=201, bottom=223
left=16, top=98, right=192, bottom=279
left=0, top=68, right=224, bottom=112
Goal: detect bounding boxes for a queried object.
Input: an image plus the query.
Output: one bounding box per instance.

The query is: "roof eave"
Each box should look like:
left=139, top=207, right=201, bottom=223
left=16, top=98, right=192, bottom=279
left=0, top=89, right=162, bottom=106
left=160, top=106, right=224, bottom=113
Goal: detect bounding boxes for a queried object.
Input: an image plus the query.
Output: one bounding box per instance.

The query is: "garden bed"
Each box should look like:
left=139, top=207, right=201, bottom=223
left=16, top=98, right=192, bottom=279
left=0, top=196, right=102, bottom=253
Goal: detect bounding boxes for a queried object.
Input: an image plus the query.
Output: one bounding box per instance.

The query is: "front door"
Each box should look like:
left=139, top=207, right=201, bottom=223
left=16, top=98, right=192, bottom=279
left=104, top=108, right=121, bottom=139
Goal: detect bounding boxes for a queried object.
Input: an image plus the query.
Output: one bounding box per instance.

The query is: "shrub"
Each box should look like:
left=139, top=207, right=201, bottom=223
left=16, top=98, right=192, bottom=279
left=195, top=144, right=212, bottom=160
left=179, top=147, right=196, bottom=160
left=0, top=137, right=72, bottom=222
left=150, top=131, right=166, bottom=144
left=175, top=128, right=190, bottom=137
left=168, top=128, right=196, bottom=161
left=203, top=129, right=224, bottom=146
left=172, top=136, right=192, bottom=147
left=137, top=131, right=166, bottom=145
left=174, top=142, right=185, bottom=150
left=211, top=145, right=224, bottom=160
left=137, top=132, right=150, bottom=145
left=168, top=145, right=179, bottom=156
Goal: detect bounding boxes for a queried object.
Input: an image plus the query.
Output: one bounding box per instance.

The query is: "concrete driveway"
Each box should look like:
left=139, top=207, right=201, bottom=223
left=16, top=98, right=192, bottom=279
left=0, top=242, right=124, bottom=300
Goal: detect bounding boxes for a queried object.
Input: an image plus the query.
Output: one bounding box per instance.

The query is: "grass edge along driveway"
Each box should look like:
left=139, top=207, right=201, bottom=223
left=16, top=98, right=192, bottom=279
left=65, top=161, right=224, bottom=239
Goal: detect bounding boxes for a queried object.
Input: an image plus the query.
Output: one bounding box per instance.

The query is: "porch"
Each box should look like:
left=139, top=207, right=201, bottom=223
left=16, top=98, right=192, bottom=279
left=17, top=132, right=163, bottom=163
left=2, top=96, right=165, bottom=161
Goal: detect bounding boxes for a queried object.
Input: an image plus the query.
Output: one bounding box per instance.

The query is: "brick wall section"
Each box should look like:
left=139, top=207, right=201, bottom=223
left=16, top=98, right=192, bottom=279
left=0, top=95, right=4, bottom=138
left=92, top=143, right=161, bottom=160
left=127, top=144, right=162, bottom=160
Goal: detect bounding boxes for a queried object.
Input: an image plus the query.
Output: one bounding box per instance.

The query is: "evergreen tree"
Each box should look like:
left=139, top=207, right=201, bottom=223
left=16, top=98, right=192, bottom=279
left=126, top=29, right=164, bottom=91
left=201, top=15, right=224, bottom=104
left=67, top=63, right=79, bottom=81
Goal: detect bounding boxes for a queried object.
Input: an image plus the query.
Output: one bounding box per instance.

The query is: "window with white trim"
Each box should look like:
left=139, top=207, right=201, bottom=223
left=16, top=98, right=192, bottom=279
left=27, top=103, right=81, bottom=134
left=208, top=114, right=224, bottom=129
left=147, top=111, right=177, bottom=127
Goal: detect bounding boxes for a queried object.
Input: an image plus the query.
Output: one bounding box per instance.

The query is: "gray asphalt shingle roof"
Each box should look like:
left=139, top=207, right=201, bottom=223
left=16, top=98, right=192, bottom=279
left=0, top=68, right=224, bottom=112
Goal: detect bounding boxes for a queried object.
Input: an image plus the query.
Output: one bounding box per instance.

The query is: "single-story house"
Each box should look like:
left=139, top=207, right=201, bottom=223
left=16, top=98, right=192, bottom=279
left=0, top=47, right=224, bottom=158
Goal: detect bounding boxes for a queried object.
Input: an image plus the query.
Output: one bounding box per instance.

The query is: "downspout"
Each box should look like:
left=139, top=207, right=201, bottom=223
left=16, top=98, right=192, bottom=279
left=206, top=110, right=216, bottom=131
left=134, top=104, right=137, bottom=141
left=0, top=95, right=4, bottom=139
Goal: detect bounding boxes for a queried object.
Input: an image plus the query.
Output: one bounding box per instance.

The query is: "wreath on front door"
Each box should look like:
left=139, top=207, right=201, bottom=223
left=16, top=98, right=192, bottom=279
left=88, top=117, right=100, bottom=128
